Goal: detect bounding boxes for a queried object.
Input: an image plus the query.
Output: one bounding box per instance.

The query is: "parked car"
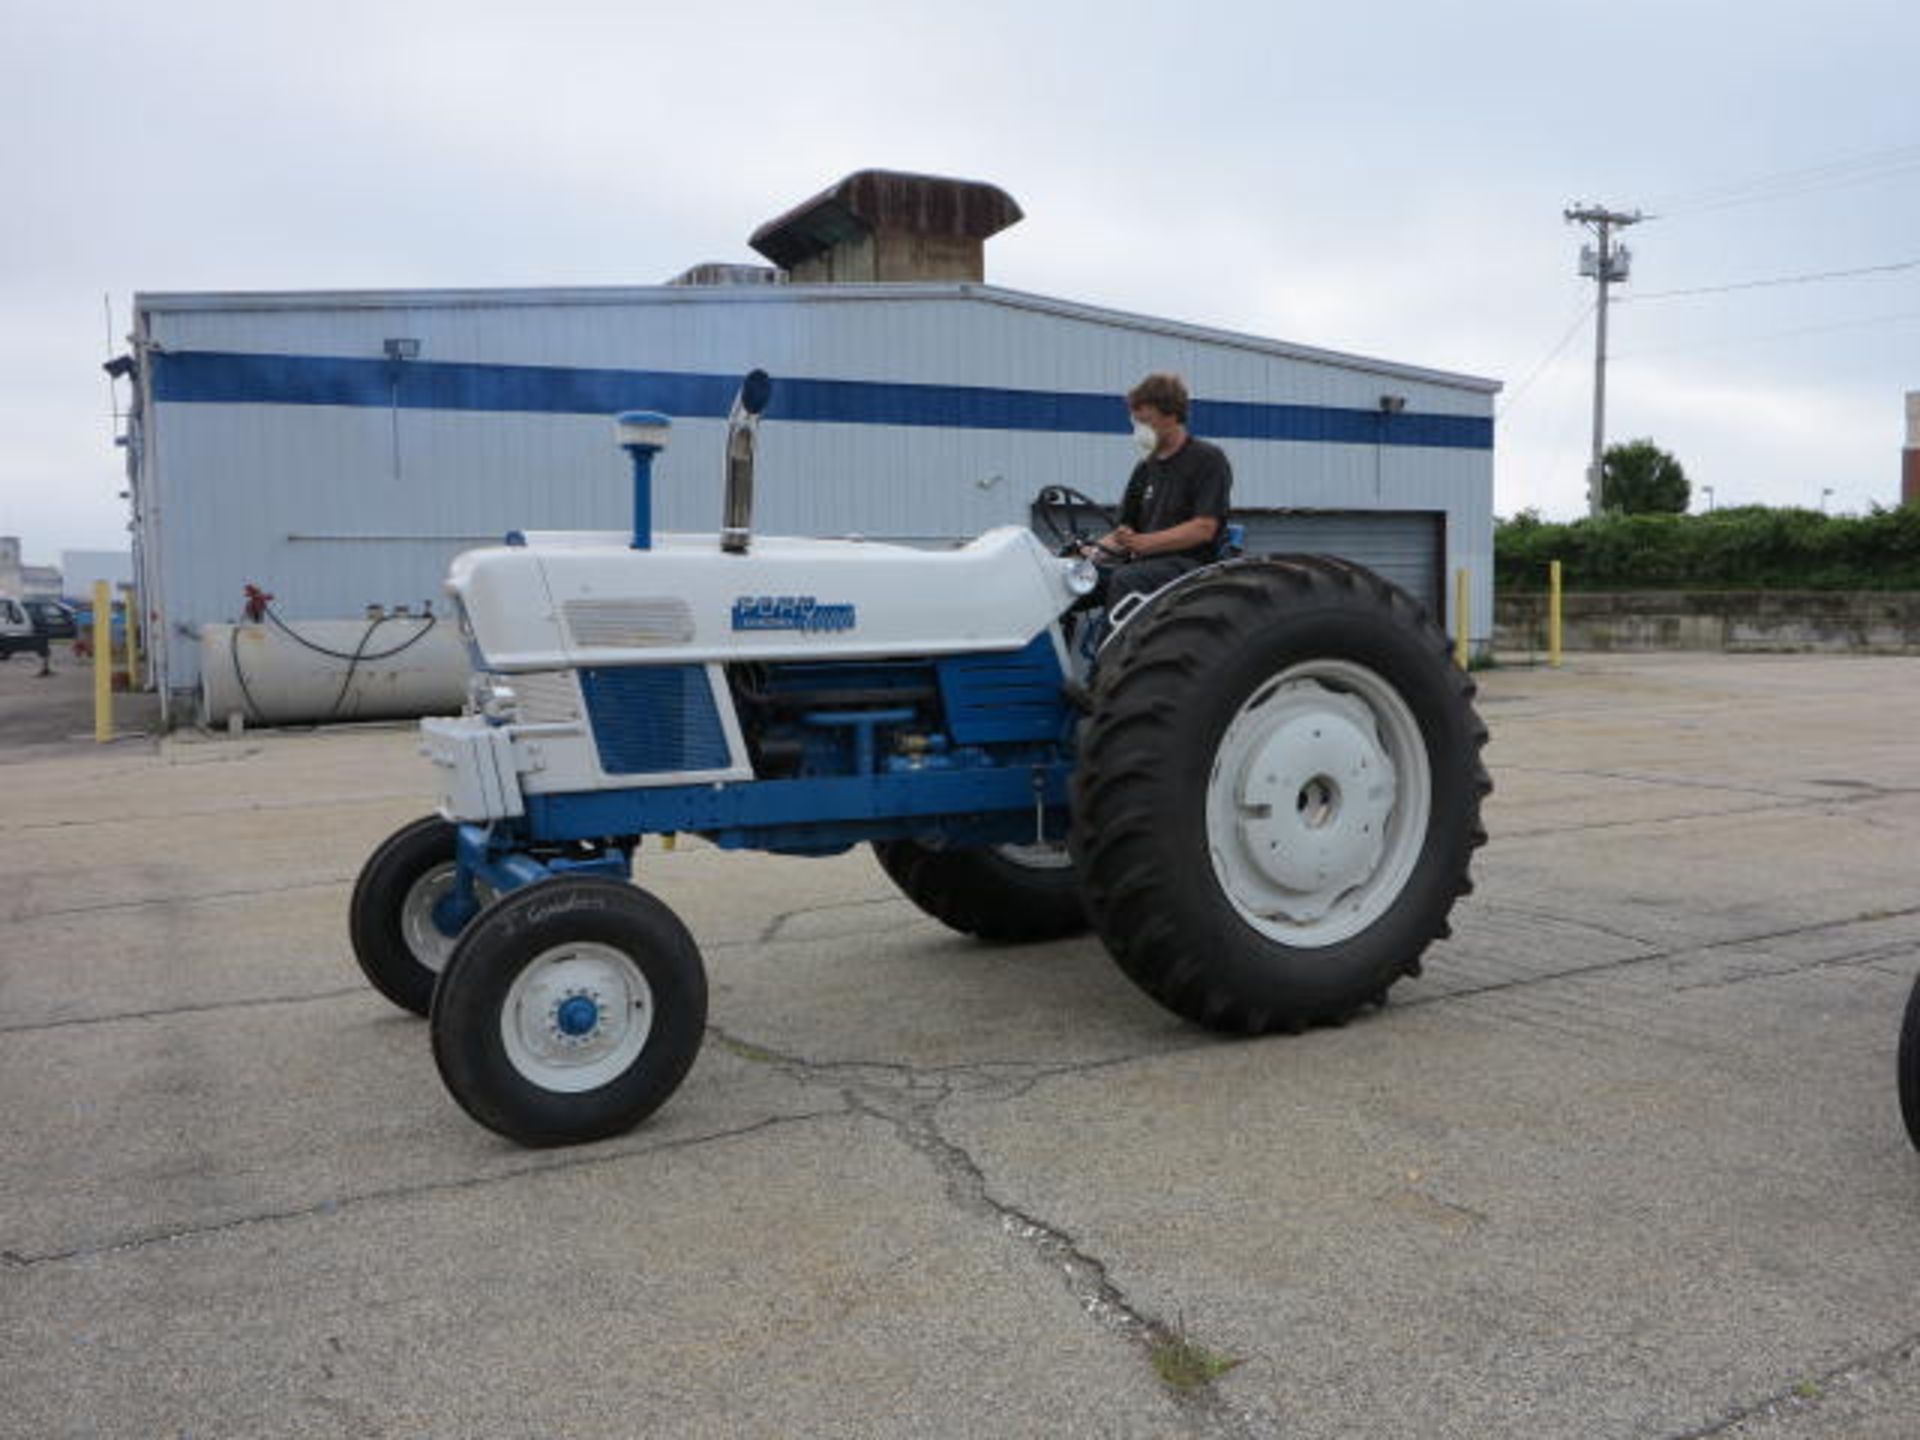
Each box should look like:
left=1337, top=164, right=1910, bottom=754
left=0, top=595, right=50, bottom=661
left=23, top=599, right=77, bottom=640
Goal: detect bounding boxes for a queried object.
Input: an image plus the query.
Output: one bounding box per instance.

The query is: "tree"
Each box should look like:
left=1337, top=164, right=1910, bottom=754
left=1601, top=439, right=1690, bottom=514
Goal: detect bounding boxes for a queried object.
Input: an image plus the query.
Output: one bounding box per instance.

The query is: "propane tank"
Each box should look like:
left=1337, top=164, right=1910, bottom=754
left=198, top=615, right=469, bottom=728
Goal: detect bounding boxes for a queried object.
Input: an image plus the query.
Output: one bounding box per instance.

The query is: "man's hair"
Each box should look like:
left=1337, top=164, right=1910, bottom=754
left=1127, top=373, right=1190, bottom=423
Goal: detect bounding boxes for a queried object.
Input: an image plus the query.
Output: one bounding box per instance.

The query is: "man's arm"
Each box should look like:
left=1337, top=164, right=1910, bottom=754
left=1090, top=466, right=1149, bottom=555
left=1117, top=447, right=1229, bottom=556
left=1115, top=516, right=1221, bottom=556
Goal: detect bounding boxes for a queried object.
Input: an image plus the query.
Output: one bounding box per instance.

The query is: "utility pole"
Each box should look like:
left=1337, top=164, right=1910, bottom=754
left=1565, top=203, right=1644, bottom=516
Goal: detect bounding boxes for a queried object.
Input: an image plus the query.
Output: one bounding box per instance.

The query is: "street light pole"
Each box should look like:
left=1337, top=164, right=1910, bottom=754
left=1702, top=484, right=1715, bottom=513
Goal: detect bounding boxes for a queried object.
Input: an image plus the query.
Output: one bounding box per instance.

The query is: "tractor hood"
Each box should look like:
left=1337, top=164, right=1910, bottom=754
left=448, top=526, right=1078, bottom=672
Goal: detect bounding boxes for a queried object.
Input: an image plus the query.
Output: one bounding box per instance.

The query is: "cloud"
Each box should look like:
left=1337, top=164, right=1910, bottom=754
left=4, top=1, right=1918, bottom=553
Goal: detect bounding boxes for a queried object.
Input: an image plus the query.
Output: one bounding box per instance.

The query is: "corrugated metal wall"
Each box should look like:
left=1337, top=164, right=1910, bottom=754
left=132, top=284, right=1496, bottom=713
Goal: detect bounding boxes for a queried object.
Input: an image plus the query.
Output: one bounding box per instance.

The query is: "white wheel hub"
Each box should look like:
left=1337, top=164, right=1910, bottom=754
left=500, top=942, right=654, bottom=1093
left=1205, top=661, right=1431, bottom=948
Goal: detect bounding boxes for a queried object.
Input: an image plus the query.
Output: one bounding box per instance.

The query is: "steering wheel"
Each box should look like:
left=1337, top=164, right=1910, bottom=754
left=1034, top=485, right=1123, bottom=557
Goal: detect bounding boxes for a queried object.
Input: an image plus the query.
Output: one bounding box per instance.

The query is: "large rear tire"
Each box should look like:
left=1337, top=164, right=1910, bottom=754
left=1899, top=971, right=1920, bottom=1151
left=872, top=840, right=1090, bottom=942
left=1071, top=557, right=1489, bottom=1032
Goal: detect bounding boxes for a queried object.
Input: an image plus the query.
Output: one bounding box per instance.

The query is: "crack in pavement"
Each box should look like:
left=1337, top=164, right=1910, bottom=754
left=1402, top=904, right=1920, bottom=1012
left=5, top=874, right=354, bottom=925
left=0, top=1109, right=841, bottom=1271
left=1491, top=798, right=1812, bottom=841
left=0, top=986, right=372, bottom=1036
left=1470, top=898, right=1665, bottom=952
left=1668, top=940, right=1920, bottom=993
left=0, top=790, right=422, bottom=835
left=1663, top=1329, right=1920, bottom=1439
left=1496, top=763, right=1815, bottom=803
left=707, top=1024, right=1266, bottom=1436
left=755, top=893, right=912, bottom=945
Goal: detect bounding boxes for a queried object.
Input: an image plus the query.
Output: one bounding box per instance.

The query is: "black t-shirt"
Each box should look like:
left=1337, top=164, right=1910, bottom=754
left=1119, top=436, right=1233, bottom=563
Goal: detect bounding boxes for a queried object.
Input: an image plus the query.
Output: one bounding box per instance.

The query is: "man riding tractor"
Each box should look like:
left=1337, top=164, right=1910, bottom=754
left=1082, top=373, right=1234, bottom=606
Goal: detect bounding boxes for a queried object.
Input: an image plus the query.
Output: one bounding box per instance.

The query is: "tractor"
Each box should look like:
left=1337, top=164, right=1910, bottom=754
left=349, top=371, right=1490, bottom=1146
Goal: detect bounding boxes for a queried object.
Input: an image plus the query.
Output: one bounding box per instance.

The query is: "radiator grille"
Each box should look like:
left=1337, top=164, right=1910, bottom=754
left=580, top=665, right=732, bottom=775
left=512, top=671, right=581, bottom=724
left=564, top=598, right=695, bottom=649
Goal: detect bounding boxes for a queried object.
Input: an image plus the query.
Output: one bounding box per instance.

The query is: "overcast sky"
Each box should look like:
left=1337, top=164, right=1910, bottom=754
left=3, top=0, right=1916, bottom=559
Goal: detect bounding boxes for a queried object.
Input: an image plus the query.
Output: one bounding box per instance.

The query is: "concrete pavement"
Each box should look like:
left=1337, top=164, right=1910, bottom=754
left=2, top=653, right=1917, bottom=1437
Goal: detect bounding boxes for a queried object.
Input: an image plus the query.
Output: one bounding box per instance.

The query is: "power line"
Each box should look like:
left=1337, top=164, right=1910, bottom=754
left=1496, top=298, right=1595, bottom=420
left=1623, top=256, right=1920, bottom=302
left=1613, top=308, right=1920, bottom=362
left=1647, top=141, right=1920, bottom=216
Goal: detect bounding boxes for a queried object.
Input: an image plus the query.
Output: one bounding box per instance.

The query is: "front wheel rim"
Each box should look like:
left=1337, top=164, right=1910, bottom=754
left=399, top=863, right=493, bottom=974
left=499, top=942, right=655, bottom=1093
left=1204, top=659, right=1431, bottom=949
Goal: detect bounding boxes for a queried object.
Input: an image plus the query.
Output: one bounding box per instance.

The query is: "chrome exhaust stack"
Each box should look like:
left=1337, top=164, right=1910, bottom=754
left=721, top=369, right=773, bottom=554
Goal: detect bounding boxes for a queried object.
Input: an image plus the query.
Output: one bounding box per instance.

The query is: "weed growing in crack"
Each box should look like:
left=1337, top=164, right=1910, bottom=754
left=711, top=1031, right=784, bottom=1065
left=1149, top=1313, right=1242, bottom=1395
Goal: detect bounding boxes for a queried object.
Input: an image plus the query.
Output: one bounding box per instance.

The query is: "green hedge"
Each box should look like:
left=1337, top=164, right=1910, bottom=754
left=1496, top=506, right=1920, bottom=592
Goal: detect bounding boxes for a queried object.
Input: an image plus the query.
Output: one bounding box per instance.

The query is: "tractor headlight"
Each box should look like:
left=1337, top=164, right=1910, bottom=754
left=466, top=672, right=518, bottom=725
left=1063, top=555, right=1100, bottom=597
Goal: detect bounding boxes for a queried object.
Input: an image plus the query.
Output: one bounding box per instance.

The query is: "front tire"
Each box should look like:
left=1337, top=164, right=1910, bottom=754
left=1072, top=557, right=1489, bottom=1032
left=349, top=816, right=486, bottom=1017
left=430, top=878, right=707, bottom=1147
left=872, top=840, right=1090, bottom=942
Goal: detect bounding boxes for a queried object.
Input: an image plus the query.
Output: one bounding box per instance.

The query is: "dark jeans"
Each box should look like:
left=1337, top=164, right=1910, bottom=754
left=1101, top=556, right=1203, bottom=607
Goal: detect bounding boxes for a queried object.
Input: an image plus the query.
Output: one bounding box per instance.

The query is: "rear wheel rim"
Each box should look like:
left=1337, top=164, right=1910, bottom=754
left=499, top=942, right=655, bottom=1093
left=1204, top=659, right=1431, bottom=948
left=993, top=842, right=1073, bottom=871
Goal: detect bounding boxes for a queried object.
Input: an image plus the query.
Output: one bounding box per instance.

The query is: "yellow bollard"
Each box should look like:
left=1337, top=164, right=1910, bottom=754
left=123, top=586, right=141, bottom=690
left=1548, top=560, right=1563, bottom=669
left=92, top=580, right=112, bottom=742
left=1454, top=568, right=1470, bottom=670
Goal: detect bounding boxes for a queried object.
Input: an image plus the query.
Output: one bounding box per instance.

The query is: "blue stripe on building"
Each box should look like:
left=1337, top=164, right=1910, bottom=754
left=151, top=350, right=1494, bottom=450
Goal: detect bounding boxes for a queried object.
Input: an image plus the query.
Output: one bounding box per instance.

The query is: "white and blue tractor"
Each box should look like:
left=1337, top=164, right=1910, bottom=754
left=349, top=371, right=1490, bottom=1146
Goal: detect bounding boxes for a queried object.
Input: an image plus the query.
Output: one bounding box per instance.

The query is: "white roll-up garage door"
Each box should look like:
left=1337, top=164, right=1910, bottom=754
left=1234, top=510, right=1444, bottom=616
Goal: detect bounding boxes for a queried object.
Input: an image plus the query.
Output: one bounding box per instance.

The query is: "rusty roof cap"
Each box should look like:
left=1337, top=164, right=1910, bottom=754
left=749, top=170, right=1023, bottom=269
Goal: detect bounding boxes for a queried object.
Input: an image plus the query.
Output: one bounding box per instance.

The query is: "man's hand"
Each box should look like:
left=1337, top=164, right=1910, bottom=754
left=1124, top=517, right=1219, bottom=558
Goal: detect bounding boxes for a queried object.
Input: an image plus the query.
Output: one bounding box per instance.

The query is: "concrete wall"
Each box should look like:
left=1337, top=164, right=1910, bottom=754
left=1495, top=591, right=1920, bottom=655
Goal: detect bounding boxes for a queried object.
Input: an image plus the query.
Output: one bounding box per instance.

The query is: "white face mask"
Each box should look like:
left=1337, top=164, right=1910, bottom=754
left=1132, top=420, right=1158, bottom=456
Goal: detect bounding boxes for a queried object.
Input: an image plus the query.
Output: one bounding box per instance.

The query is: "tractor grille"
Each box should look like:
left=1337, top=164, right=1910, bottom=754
left=564, top=598, right=695, bottom=649
left=579, top=665, right=732, bottom=775
left=512, top=671, right=581, bottom=725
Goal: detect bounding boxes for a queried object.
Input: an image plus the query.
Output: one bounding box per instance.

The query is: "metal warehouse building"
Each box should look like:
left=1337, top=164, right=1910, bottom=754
left=120, top=171, right=1498, bottom=724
